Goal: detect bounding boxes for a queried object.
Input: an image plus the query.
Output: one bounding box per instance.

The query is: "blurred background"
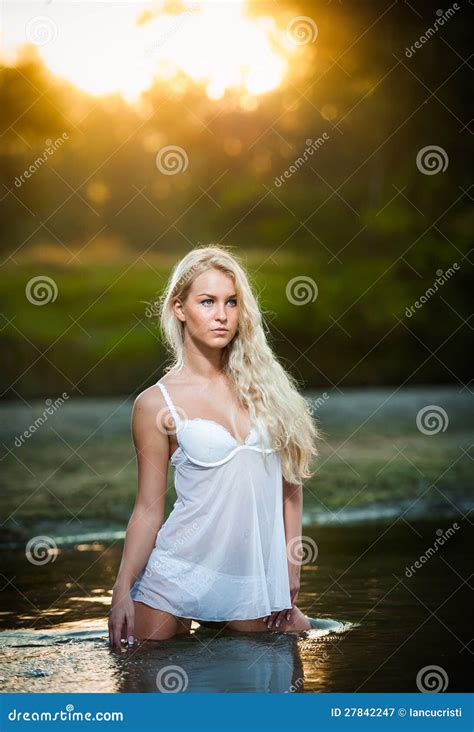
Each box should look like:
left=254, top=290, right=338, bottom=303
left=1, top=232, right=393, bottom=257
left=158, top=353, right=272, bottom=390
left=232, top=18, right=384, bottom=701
left=0, top=0, right=472, bottom=693
left=1, top=0, right=472, bottom=395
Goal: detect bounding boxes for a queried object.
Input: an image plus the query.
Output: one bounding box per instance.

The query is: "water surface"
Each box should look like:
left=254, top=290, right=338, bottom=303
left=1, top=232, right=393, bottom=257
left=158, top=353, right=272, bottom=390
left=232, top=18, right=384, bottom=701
left=1, top=518, right=470, bottom=693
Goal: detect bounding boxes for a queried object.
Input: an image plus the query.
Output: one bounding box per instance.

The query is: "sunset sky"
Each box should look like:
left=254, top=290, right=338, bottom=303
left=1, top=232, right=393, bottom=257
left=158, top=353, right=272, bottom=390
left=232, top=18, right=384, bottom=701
left=1, top=1, right=302, bottom=102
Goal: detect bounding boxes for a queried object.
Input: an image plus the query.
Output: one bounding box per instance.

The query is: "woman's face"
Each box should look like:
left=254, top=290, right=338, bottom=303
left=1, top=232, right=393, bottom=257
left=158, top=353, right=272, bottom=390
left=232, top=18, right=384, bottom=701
left=174, top=268, right=239, bottom=349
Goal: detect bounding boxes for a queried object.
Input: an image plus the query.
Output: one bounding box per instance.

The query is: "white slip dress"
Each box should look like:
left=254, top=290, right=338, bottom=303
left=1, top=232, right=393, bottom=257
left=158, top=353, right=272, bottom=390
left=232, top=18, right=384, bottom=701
left=130, top=380, right=292, bottom=621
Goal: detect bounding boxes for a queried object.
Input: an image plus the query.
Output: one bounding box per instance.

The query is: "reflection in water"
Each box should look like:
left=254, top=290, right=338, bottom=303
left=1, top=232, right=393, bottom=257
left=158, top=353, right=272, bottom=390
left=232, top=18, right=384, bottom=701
left=1, top=515, right=471, bottom=692
left=0, top=618, right=354, bottom=693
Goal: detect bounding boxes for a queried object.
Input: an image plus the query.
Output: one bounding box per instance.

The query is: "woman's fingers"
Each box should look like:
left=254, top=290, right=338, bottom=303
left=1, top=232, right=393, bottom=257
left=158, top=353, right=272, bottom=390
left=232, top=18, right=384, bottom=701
left=108, top=596, right=135, bottom=651
left=110, top=614, right=125, bottom=650
left=126, top=610, right=135, bottom=647
left=108, top=615, right=120, bottom=650
left=266, top=612, right=276, bottom=628
left=108, top=616, right=113, bottom=647
left=267, top=610, right=288, bottom=629
left=270, top=610, right=288, bottom=629
left=115, top=618, right=124, bottom=650
left=262, top=612, right=276, bottom=628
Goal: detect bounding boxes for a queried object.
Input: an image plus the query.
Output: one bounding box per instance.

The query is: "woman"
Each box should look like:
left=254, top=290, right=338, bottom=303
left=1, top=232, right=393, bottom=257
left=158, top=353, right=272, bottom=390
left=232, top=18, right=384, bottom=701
left=109, top=245, right=320, bottom=649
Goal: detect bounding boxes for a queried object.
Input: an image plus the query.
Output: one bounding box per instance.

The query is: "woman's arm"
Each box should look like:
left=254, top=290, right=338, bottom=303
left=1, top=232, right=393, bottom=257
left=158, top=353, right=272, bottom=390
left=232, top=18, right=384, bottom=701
left=264, top=477, right=304, bottom=629
left=108, top=389, right=170, bottom=649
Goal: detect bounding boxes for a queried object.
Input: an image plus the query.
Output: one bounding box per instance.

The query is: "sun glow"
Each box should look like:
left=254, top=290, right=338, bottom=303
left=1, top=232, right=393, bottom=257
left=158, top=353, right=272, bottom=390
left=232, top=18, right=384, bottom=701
left=1, top=1, right=291, bottom=103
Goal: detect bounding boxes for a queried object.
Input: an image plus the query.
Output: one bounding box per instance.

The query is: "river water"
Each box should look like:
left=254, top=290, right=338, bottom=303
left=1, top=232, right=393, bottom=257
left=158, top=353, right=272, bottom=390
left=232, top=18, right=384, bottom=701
left=0, top=517, right=471, bottom=693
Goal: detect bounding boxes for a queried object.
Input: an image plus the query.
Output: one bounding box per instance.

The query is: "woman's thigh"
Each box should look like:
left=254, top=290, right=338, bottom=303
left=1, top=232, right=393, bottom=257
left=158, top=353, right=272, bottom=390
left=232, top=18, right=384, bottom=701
left=227, top=606, right=311, bottom=633
left=133, top=600, right=192, bottom=641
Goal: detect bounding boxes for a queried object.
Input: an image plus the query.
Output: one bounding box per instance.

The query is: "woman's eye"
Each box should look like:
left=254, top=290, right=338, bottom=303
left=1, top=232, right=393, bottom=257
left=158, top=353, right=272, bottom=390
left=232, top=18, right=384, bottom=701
left=201, top=298, right=237, bottom=306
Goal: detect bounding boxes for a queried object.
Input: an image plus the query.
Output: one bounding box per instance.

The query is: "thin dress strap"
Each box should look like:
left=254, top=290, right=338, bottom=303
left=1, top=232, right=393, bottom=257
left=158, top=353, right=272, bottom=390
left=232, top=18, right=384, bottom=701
left=157, top=381, right=181, bottom=426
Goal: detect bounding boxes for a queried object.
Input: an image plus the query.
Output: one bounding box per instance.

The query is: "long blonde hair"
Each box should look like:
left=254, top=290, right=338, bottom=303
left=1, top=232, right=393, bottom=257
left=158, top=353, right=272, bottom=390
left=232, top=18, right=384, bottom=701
left=155, top=245, right=320, bottom=485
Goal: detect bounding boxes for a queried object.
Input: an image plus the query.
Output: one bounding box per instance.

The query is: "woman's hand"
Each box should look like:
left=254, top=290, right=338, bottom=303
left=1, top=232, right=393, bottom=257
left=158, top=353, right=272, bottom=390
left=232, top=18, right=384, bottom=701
left=108, top=582, right=135, bottom=650
left=263, top=562, right=301, bottom=629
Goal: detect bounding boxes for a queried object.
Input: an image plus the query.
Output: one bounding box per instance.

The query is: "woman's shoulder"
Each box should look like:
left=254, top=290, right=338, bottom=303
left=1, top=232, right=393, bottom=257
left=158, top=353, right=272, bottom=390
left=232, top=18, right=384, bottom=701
left=133, top=371, right=187, bottom=411
left=133, top=380, right=168, bottom=413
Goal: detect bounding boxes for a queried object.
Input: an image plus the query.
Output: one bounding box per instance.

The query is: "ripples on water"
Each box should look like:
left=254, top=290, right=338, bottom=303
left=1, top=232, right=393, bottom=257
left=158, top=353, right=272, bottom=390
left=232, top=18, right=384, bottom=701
left=1, top=516, right=471, bottom=693
left=0, top=618, right=356, bottom=693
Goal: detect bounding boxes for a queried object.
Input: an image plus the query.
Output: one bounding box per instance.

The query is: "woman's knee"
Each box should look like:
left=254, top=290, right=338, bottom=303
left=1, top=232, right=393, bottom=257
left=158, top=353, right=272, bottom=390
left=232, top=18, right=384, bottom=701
left=133, top=601, right=191, bottom=641
left=227, top=607, right=311, bottom=634
left=279, top=606, right=311, bottom=632
left=262, top=606, right=311, bottom=633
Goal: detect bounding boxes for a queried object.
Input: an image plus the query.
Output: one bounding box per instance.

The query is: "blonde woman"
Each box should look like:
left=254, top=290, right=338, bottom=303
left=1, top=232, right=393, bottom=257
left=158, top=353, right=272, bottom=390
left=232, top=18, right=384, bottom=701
left=109, top=245, right=320, bottom=648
